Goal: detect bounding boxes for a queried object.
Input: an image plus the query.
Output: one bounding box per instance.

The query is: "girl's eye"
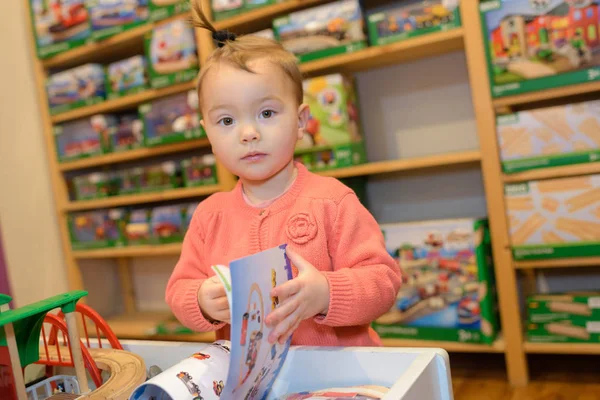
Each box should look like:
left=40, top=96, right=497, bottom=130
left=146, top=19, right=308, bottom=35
left=261, top=110, right=274, bottom=118
left=220, top=117, right=234, bottom=126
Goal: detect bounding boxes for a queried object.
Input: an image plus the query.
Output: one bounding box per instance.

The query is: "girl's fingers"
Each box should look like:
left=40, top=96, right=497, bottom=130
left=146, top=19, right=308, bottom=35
left=214, top=296, right=230, bottom=311
left=215, top=309, right=230, bottom=323
left=269, top=308, right=301, bottom=344
left=207, top=280, right=227, bottom=299
left=278, top=314, right=302, bottom=344
left=271, top=279, right=300, bottom=301
left=266, top=295, right=298, bottom=328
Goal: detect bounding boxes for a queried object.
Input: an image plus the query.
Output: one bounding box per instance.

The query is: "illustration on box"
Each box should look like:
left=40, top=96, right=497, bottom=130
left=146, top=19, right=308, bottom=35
left=126, top=208, right=152, bottom=245
left=273, top=0, right=367, bottom=62
left=72, top=172, right=118, bottom=200
left=139, top=161, right=181, bottom=192
left=107, top=55, right=148, bottom=99
left=110, top=114, right=145, bottom=151
left=87, top=0, right=149, bottom=40
left=151, top=205, right=185, bottom=243
left=149, top=0, right=191, bottom=21
left=211, top=0, right=244, bottom=21
left=141, top=90, right=204, bottom=145
left=30, top=0, right=91, bottom=57
left=373, top=219, right=498, bottom=344
left=68, top=209, right=126, bottom=249
left=497, top=99, right=600, bottom=173
left=54, top=114, right=113, bottom=162
left=367, top=0, right=460, bottom=46
left=480, top=0, right=600, bottom=97
left=46, top=64, right=106, bottom=114
left=505, top=174, right=600, bottom=260
left=183, top=155, right=217, bottom=187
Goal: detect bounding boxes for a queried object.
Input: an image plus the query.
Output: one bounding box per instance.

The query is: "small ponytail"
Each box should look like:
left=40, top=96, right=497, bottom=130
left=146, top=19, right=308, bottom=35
left=191, top=0, right=237, bottom=48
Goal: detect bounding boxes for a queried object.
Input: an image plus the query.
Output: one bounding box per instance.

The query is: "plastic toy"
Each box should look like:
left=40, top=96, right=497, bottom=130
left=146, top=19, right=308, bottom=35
left=181, top=154, right=217, bottom=187
left=53, top=114, right=114, bottom=162
left=480, top=0, right=600, bottom=98
left=109, top=113, right=145, bottom=152
left=29, top=0, right=92, bottom=58
left=144, top=18, right=199, bottom=88
left=149, top=0, right=191, bottom=21
left=107, top=55, right=149, bottom=99
left=373, top=218, right=499, bottom=345
left=46, top=64, right=106, bottom=115
left=140, top=90, right=204, bottom=146
left=67, top=209, right=127, bottom=249
left=87, top=0, right=150, bottom=41
left=273, top=0, right=367, bottom=63
left=367, top=0, right=461, bottom=46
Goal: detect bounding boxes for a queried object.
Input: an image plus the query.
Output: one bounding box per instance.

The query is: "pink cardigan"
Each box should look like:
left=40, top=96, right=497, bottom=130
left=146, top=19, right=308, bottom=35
left=165, top=162, right=402, bottom=347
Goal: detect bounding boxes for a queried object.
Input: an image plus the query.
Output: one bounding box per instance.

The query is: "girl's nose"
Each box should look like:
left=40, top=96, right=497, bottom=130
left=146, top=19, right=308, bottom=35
left=240, top=124, right=260, bottom=143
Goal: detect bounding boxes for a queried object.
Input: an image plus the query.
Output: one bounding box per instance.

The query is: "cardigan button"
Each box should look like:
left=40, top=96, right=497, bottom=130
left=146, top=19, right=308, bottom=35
left=259, top=209, right=265, bottom=216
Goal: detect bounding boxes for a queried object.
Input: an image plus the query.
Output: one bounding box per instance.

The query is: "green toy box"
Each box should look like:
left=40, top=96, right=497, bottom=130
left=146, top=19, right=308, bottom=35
left=211, top=0, right=279, bottom=22
left=181, top=155, right=218, bottom=187
left=144, top=18, right=199, bottom=89
left=150, top=204, right=186, bottom=244
left=367, top=0, right=461, bottom=46
left=149, top=0, right=191, bottom=21
left=497, top=99, right=600, bottom=173
left=53, top=115, right=114, bottom=162
left=68, top=209, right=127, bottom=250
left=46, top=64, right=106, bottom=115
left=29, top=0, right=92, bottom=59
left=125, top=208, right=152, bottom=245
left=72, top=172, right=118, bottom=200
left=479, top=0, right=600, bottom=98
left=106, top=55, right=149, bottom=100
left=273, top=0, right=367, bottom=63
left=294, top=142, right=367, bottom=172
left=504, top=174, right=600, bottom=260
left=527, top=292, right=600, bottom=343
left=86, top=0, right=150, bottom=41
left=109, top=113, right=145, bottom=152
left=372, top=218, right=499, bottom=345
left=137, top=161, right=181, bottom=193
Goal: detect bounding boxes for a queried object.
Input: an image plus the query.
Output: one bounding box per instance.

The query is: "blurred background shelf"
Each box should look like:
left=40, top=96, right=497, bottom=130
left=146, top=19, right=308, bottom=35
left=73, top=243, right=183, bottom=259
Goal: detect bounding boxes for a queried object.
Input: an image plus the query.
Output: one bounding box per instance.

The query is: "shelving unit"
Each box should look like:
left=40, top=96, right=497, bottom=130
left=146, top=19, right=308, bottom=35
left=23, top=0, right=600, bottom=387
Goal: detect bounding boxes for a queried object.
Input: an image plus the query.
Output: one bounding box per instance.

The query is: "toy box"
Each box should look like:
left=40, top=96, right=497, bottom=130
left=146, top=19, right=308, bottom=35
left=251, top=28, right=276, bottom=40
left=149, top=0, right=191, bottom=21
left=479, top=0, right=600, bottom=98
left=86, top=0, right=149, bottom=41
left=150, top=204, right=186, bottom=243
left=373, top=218, right=499, bottom=345
left=505, top=174, right=600, bottom=260
left=53, top=115, right=114, bottom=162
left=67, top=209, right=127, bottom=249
left=29, top=0, right=92, bottom=58
left=46, top=64, right=106, bottom=114
left=140, top=90, right=204, bottom=146
left=106, top=55, right=149, bottom=99
left=138, top=161, right=181, bottom=192
left=109, top=113, right=145, bottom=152
left=497, top=99, right=600, bottom=173
left=72, top=172, right=118, bottom=200
left=144, top=18, right=199, bottom=88
left=526, top=292, right=600, bottom=343
left=211, top=0, right=244, bottom=21
left=367, top=0, right=461, bottom=46
left=181, top=154, right=217, bottom=187
left=294, top=142, right=367, bottom=171
left=125, top=208, right=152, bottom=245
left=273, top=0, right=367, bottom=63
left=115, top=167, right=144, bottom=194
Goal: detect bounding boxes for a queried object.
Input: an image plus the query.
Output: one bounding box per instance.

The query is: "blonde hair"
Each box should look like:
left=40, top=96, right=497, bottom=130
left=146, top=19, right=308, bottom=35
left=190, top=0, right=303, bottom=109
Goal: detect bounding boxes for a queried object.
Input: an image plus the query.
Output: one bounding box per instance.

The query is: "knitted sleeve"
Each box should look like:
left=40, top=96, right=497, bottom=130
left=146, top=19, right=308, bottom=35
left=315, top=192, right=403, bottom=327
left=165, top=209, right=226, bottom=332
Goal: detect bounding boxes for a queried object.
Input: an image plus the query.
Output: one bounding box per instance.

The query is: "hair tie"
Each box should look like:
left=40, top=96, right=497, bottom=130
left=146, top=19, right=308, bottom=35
left=212, top=30, right=236, bottom=47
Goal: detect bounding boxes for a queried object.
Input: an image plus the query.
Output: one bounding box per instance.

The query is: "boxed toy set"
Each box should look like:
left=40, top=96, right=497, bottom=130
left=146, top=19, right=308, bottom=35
left=211, top=0, right=279, bottom=21
left=182, top=154, right=218, bottom=187
left=53, top=114, right=114, bottom=162
left=505, top=174, right=600, bottom=260
left=137, top=161, right=181, bottom=192
left=115, top=167, right=144, bottom=195
left=294, top=142, right=367, bottom=171
left=367, top=0, right=461, bottom=46
left=150, top=204, right=186, bottom=244
left=373, top=218, right=499, bottom=345
left=72, top=172, right=118, bottom=200
left=67, top=208, right=127, bottom=249
left=140, top=90, right=204, bottom=146
left=479, top=0, right=600, bottom=98
left=273, top=0, right=368, bottom=63
left=29, top=0, right=92, bottom=58
left=497, top=99, right=600, bottom=173
left=144, top=18, right=199, bottom=88
left=46, top=63, right=106, bottom=114
left=86, top=0, right=149, bottom=41
left=125, top=208, right=152, bottom=245
left=106, top=55, right=149, bottom=99
left=149, top=0, right=191, bottom=21
left=109, top=113, right=145, bottom=152
left=526, top=292, right=600, bottom=343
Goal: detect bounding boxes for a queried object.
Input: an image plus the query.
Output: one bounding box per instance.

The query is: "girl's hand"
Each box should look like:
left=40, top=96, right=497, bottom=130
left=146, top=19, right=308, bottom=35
left=198, top=276, right=231, bottom=324
left=265, top=248, right=330, bottom=344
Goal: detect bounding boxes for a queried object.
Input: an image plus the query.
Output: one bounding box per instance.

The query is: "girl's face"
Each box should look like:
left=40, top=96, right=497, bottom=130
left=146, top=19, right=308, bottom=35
left=200, top=59, right=309, bottom=185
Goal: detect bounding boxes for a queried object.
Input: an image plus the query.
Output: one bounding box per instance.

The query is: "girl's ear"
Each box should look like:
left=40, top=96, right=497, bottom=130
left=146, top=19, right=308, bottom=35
left=200, top=118, right=206, bottom=130
left=297, top=103, right=310, bottom=140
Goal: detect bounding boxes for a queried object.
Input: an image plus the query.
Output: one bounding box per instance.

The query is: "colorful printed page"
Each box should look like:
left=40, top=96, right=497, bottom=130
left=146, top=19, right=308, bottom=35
left=213, top=243, right=294, bottom=400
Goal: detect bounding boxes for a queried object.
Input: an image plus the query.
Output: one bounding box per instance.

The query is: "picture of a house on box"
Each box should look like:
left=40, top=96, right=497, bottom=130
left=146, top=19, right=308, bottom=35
left=485, top=0, right=600, bottom=83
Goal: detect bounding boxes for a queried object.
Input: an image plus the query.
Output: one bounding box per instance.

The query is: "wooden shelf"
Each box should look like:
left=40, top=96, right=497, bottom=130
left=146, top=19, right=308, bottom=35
left=64, top=185, right=220, bottom=212
left=300, top=29, right=464, bottom=76
left=503, top=162, right=600, bottom=183
left=524, top=341, right=600, bottom=355
left=51, top=81, right=196, bottom=124
left=105, top=311, right=216, bottom=342
left=492, top=80, right=600, bottom=109
left=73, top=243, right=182, bottom=259
left=382, top=336, right=505, bottom=353
left=317, top=150, right=481, bottom=179
left=213, top=0, right=327, bottom=33
left=59, top=139, right=210, bottom=172
left=514, top=257, right=600, bottom=270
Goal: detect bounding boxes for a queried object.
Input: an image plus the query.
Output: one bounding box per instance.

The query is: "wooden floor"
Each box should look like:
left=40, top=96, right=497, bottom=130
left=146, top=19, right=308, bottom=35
left=450, top=353, right=600, bottom=399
